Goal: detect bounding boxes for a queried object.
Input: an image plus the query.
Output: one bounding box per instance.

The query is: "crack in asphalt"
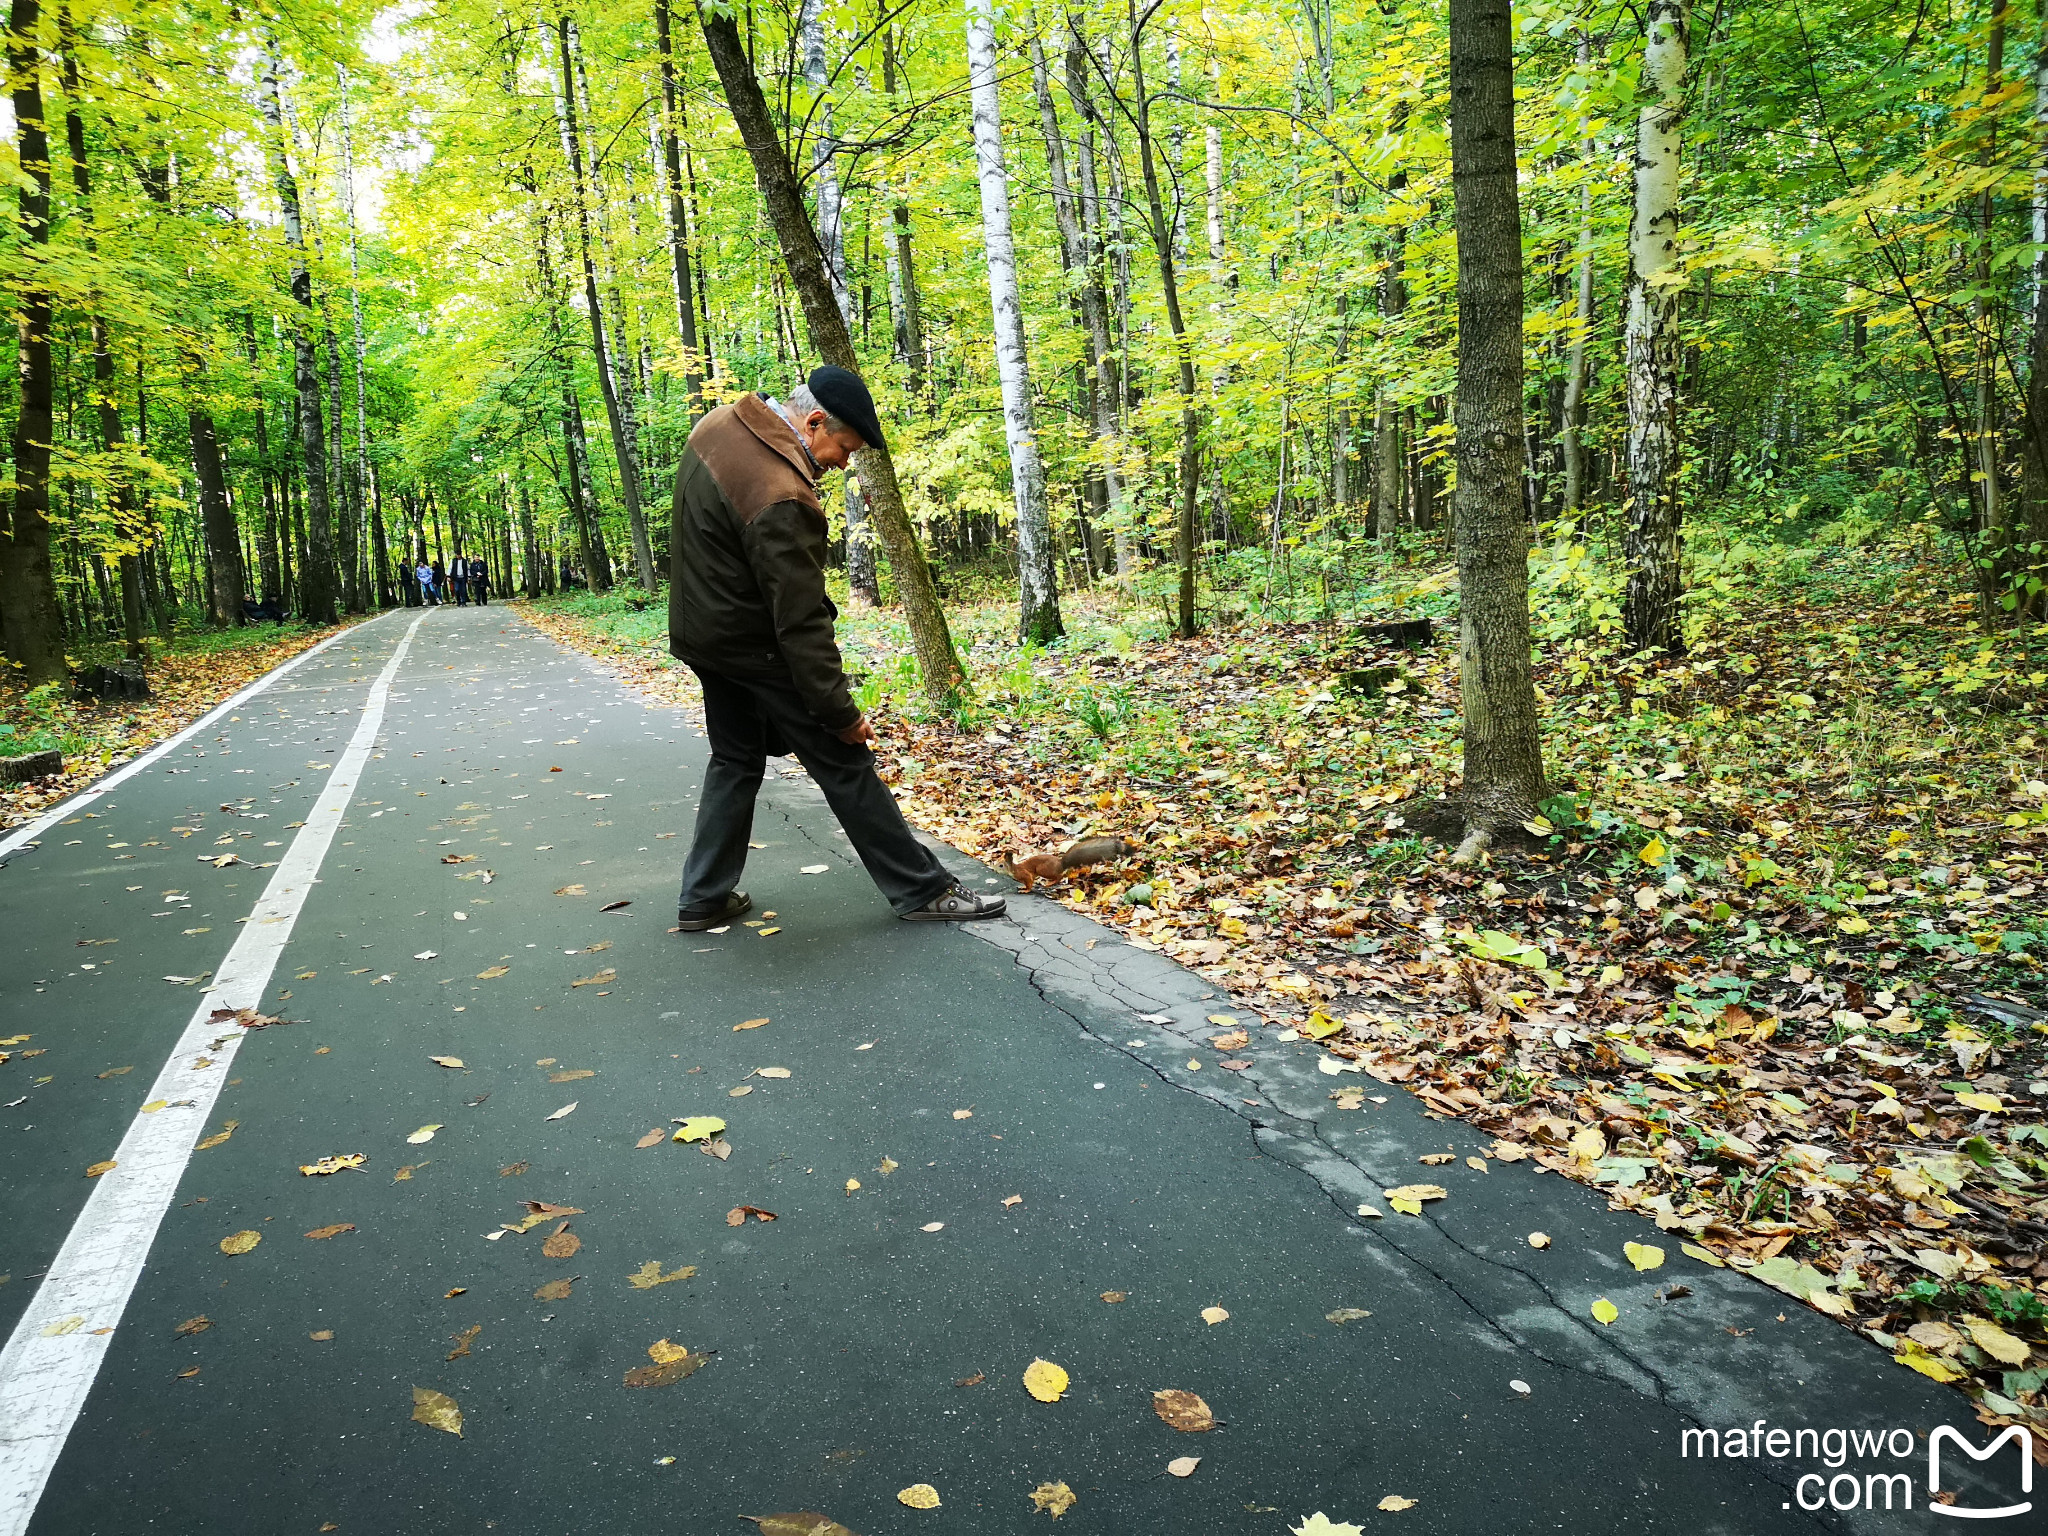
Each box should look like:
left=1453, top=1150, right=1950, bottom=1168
left=955, top=903, right=1845, bottom=1531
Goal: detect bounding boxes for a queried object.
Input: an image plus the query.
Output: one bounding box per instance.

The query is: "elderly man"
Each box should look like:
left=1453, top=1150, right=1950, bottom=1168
left=667, top=366, right=1003, bottom=929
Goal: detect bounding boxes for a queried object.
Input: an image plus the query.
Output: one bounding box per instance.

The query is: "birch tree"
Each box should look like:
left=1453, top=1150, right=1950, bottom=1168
left=1620, top=0, right=1689, bottom=657
left=967, top=0, right=1061, bottom=641
left=1445, top=0, right=1546, bottom=849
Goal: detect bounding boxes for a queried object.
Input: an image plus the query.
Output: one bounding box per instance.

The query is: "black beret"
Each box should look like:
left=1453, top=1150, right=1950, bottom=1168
left=806, top=364, right=887, bottom=455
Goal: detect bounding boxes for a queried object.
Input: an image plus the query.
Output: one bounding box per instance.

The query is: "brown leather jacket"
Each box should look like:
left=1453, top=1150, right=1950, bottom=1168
left=667, top=394, right=858, bottom=731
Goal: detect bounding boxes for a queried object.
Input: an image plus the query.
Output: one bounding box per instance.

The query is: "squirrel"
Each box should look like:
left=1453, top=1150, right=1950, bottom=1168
left=1003, top=835, right=1132, bottom=891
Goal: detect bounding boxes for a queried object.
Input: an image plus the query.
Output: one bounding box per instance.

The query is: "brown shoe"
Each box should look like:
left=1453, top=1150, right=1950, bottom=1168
left=676, top=890, right=751, bottom=931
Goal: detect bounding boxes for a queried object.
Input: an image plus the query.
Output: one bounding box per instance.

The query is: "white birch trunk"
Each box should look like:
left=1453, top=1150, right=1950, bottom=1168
left=966, top=0, right=1061, bottom=640
left=1621, top=0, right=1689, bottom=656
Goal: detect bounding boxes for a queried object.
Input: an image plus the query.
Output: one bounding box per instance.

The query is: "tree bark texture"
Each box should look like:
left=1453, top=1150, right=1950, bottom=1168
left=966, top=0, right=1061, bottom=641
left=260, top=40, right=340, bottom=625
left=0, top=0, right=70, bottom=685
left=1448, top=0, right=1547, bottom=827
left=1621, top=0, right=1689, bottom=656
left=696, top=1, right=964, bottom=703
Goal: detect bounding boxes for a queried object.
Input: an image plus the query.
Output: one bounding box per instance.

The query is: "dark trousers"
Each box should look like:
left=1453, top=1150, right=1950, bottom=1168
left=679, top=665, right=952, bottom=917
left=473, top=579, right=490, bottom=605
left=452, top=577, right=470, bottom=606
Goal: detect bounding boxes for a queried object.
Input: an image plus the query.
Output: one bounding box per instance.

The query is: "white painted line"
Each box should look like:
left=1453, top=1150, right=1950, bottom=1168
left=0, top=614, right=389, bottom=864
left=0, top=610, right=430, bottom=1533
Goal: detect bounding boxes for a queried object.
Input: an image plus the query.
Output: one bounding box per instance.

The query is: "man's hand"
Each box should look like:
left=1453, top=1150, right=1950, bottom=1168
left=835, top=714, right=877, bottom=748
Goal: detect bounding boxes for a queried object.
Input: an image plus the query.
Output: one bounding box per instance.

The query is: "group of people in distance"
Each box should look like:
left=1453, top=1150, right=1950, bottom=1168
left=413, top=553, right=491, bottom=606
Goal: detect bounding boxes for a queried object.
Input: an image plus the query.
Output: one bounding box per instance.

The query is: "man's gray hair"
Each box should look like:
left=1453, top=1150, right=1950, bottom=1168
left=783, top=384, right=848, bottom=435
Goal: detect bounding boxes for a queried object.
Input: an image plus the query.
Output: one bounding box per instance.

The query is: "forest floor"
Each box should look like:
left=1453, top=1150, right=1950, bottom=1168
left=0, top=619, right=360, bottom=835
left=532, top=537, right=2048, bottom=1428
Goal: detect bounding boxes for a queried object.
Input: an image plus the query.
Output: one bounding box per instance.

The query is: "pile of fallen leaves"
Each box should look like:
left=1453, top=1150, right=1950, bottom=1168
left=1, top=622, right=355, bottom=834
left=522, top=557, right=2048, bottom=1428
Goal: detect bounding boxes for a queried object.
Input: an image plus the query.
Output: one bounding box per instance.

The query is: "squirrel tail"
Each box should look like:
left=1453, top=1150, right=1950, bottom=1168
left=1059, top=835, right=1132, bottom=870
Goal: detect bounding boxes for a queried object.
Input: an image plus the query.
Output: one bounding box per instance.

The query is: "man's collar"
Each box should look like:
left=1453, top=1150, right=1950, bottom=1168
left=761, top=395, right=825, bottom=481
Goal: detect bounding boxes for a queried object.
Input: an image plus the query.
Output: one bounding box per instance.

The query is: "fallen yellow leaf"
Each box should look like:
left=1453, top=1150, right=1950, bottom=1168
left=1023, top=1357, right=1070, bottom=1403
left=1378, top=1495, right=1418, bottom=1512
left=411, top=1386, right=463, bottom=1436
left=897, top=1484, right=941, bottom=1510
left=672, top=1116, right=727, bottom=1143
left=300, top=1153, right=368, bottom=1175
left=1166, top=1456, right=1200, bottom=1478
left=627, top=1260, right=696, bottom=1289
left=1200, top=1306, right=1230, bottom=1325
left=1591, top=1298, right=1619, bottom=1325
left=219, top=1230, right=261, bottom=1255
left=84, top=1160, right=116, bottom=1178
left=1624, top=1242, right=1665, bottom=1272
left=429, top=1055, right=465, bottom=1068
left=1028, top=1481, right=1076, bottom=1518
left=406, top=1125, right=442, bottom=1145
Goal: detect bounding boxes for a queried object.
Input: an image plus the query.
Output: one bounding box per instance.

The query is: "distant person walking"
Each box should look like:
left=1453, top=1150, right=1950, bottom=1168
left=469, top=554, right=491, bottom=605
left=668, top=366, right=1002, bottom=928
left=415, top=560, right=438, bottom=605
left=450, top=553, right=471, bottom=606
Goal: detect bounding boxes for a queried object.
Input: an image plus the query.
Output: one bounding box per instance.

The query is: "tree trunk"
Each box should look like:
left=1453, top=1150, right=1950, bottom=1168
left=554, top=15, right=656, bottom=593
left=339, top=66, right=377, bottom=608
left=1123, top=0, right=1202, bottom=636
left=1446, top=0, right=1546, bottom=834
left=0, top=0, right=70, bottom=685
left=1375, top=104, right=1410, bottom=548
left=190, top=390, right=244, bottom=625
left=2022, top=2, right=2048, bottom=619
left=881, top=29, right=926, bottom=402
left=243, top=316, right=285, bottom=608
left=1032, top=36, right=1127, bottom=584
left=260, top=39, right=340, bottom=625
left=967, top=0, right=1061, bottom=642
left=697, top=0, right=964, bottom=703
left=654, top=0, right=706, bottom=421
left=1977, top=7, right=2016, bottom=623
left=1621, top=0, right=1689, bottom=657
left=801, top=0, right=879, bottom=609
left=58, top=28, right=154, bottom=653
left=1065, top=26, right=1135, bottom=577
left=1560, top=33, right=1596, bottom=523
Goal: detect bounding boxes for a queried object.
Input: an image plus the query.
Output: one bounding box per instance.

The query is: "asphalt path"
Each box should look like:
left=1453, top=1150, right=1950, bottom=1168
left=0, top=604, right=2020, bottom=1534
